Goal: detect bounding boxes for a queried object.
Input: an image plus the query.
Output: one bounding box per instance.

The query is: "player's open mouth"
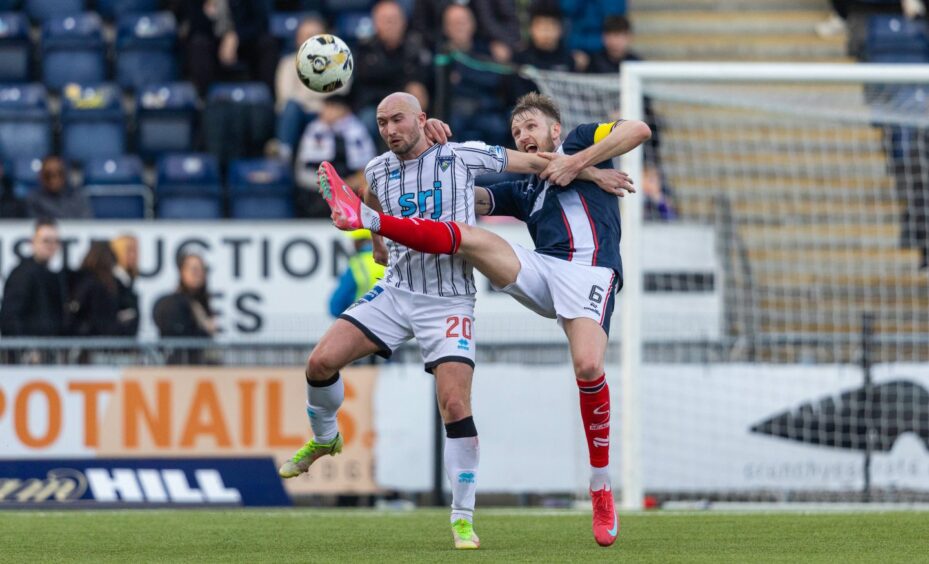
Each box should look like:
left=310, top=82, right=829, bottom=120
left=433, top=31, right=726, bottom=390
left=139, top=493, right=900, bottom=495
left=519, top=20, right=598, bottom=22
left=525, top=144, right=538, bottom=153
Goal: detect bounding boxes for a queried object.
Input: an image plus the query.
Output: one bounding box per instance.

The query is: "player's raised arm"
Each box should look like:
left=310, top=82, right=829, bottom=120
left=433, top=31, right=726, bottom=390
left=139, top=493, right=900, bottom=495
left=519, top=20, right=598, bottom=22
left=540, top=120, right=652, bottom=186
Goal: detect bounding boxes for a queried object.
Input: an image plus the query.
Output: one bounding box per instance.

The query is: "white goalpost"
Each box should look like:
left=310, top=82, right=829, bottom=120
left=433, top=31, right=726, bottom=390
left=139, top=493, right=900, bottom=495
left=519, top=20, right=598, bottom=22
left=531, top=62, right=929, bottom=509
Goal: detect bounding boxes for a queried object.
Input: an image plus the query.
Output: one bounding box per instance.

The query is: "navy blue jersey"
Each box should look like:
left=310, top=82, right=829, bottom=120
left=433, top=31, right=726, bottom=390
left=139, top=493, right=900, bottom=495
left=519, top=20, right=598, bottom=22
left=486, top=122, right=623, bottom=285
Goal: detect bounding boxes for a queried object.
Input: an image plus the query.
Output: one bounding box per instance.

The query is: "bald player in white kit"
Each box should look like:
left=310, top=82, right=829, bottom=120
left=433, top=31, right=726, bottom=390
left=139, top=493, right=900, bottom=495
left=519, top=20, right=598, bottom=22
left=279, top=93, right=628, bottom=549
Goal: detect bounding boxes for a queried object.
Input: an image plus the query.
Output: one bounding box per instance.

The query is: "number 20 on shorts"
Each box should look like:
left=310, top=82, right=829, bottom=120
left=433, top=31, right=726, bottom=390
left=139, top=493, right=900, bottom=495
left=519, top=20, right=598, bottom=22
left=446, top=316, right=473, bottom=340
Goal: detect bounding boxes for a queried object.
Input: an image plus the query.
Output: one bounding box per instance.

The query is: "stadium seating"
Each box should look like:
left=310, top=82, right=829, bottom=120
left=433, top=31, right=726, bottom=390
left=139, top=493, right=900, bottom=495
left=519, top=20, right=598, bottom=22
left=0, top=12, right=31, bottom=82
left=10, top=156, right=40, bottom=198
left=136, top=82, right=198, bottom=160
left=203, top=83, right=275, bottom=167
left=156, top=153, right=223, bottom=219
left=271, top=11, right=315, bottom=53
left=0, top=83, right=51, bottom=161
left=41, top=12, right=106, bottom=91
left=60, top=83, right=126, bottom=163
left=228, top=158, right=294, bottom=219
left=865, top=15, right=929, bottom=62
left=25, top=0, right=84, bottom=22
left=97, top=0, right=161, bottom=20
left=116, top=12, right=178, bottom=91
left=333, top=11, right=372, bottom=43
left=83, top=155, right=151, bottom=219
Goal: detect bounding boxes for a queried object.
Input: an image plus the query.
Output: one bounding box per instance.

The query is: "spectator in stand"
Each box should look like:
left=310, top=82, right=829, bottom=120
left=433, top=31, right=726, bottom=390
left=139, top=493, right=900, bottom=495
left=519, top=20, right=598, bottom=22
left=273, top=16, right=351, bottom=161
left=153, top=252, right=217, bottom=364
left=513, top=5, right=576, bottom=97
left=411, top=0, right=520, bottom=63
left=68, top=241, right=136, bottom=337
left=352, top=0, right=431, bottom=145
left=442, top=3, right=512, bottom=147
left=111, top=234, right=141, bottom=337
left=177, top=0, right=278, bottom=96
left=154, top=252, right=216, bottom=339
left=587, top=15, right=640, bottom=73
left=559, top=0, right=626, bottom=55
left=294, top=95, right=376, bottom=217
left=25, top=156, right=91, bottom=220
left=817, top=0, right=925, bottom=37
left=0, top=218, right=66, bottom=337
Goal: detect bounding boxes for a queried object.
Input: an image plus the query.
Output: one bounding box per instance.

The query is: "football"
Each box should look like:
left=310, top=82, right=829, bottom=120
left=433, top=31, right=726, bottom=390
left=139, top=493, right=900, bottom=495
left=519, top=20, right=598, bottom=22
left=295, top=34, right=353, bottom=93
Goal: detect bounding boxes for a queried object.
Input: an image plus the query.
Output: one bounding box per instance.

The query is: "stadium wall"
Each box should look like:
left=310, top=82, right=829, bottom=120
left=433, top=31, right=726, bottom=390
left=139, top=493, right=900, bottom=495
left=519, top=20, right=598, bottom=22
left=2, top=363, right=927, bottom=505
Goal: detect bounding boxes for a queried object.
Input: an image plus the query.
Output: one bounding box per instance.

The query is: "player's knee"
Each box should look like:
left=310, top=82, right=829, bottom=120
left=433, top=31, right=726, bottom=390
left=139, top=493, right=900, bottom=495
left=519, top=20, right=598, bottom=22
left=440, top=394, right=471, bottom=422
left=306, top=349, right=337, bottom=382
left=574, top=358, right=604, bottom=381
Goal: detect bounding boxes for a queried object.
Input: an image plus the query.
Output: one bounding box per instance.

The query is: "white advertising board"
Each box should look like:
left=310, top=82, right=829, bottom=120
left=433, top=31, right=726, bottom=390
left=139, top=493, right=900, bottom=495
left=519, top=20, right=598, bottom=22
left=0, top=221, right=720, bottom=344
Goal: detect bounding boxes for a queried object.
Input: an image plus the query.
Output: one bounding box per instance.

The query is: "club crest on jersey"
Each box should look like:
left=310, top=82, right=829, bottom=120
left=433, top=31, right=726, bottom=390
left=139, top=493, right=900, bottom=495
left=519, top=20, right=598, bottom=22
left=438, top=156, right=454, bottom=172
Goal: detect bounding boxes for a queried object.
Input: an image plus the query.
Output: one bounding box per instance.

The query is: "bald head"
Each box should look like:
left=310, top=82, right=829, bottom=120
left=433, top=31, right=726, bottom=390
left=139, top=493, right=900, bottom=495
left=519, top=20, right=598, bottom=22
left=376, top=92, right=428, bottom=159
left=378, top=92, right=421, bottom=115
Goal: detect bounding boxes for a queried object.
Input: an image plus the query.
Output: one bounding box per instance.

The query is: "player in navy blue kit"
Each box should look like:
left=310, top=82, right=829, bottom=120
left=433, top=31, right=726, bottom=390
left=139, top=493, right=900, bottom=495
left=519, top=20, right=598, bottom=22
left=321, top=92, right=650, bottom=547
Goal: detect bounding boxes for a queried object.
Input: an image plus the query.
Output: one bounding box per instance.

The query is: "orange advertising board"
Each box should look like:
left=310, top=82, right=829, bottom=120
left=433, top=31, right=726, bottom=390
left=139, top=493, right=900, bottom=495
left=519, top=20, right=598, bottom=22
left=0, top=366, right=378, bottom=495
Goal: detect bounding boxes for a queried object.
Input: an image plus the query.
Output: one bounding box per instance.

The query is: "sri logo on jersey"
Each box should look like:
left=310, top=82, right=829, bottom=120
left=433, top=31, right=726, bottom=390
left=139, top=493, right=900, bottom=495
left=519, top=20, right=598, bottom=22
left=438, top=156, right=454, bottom=172
left=398, top=182, right=443, bottom=218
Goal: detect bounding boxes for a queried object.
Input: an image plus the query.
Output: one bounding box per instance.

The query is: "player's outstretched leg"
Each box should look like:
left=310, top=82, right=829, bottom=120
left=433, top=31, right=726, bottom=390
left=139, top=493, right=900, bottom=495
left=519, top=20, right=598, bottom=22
left=318, top=161, right=463, bottom=254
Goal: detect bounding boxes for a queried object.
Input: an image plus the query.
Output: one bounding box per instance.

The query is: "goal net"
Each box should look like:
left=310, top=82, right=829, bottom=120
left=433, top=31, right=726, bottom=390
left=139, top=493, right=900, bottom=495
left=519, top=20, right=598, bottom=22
left=528, top=63, right=929, bottom=507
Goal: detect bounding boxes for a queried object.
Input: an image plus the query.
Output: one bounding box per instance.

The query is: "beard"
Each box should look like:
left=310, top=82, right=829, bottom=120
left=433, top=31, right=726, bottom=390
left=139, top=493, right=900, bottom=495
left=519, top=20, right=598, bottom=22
left=391, top=129, right=422, bottom=158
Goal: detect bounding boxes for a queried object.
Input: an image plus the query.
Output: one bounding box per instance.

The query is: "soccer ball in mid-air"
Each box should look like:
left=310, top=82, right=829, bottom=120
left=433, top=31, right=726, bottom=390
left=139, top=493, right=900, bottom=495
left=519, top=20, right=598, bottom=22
left=296, top=34, right=353, bottom=93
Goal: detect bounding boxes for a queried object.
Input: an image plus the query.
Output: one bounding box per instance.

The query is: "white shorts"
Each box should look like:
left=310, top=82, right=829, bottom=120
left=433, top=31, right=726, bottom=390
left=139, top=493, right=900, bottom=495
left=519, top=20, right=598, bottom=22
left=495, top=243, right=619, bottom=335
left=340, top=284, right=476, bottom=373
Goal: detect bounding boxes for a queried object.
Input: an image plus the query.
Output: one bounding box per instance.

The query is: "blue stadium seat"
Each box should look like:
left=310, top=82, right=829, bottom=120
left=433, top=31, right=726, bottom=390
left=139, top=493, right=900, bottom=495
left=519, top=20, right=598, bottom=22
left=26, top=0, right=83, bottom=22
left=60, top=83, right=126, bottom=163
left=334, top=10, right=372, bottom=43
left=204, top=82, right=275, bottom=166
left=228, top=158, right=294, bottom=219
left=866, top=15, right=929, bottom=61
left=0, top=83, right=51, bottom=161
left=156, top=153, right=223, bottom=218
left=84, top=155, right=151, bottom=219
left=136, top=82, right=198, bottom=159
left=97, top=0, right=161, bottom=20
left=42, top=13, right=106, bottom=91
left=0, top=13, right=31, bottom=82
left=10, top=156, right=41, bottom=198
left=271, top=11, right=315, bottom=53
left=116, top=12, right=178, bottom=91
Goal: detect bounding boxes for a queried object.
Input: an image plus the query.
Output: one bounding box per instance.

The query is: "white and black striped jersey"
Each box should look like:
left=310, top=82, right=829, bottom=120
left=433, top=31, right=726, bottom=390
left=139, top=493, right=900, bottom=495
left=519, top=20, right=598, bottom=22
left=365, top=141, right=507, bottom=296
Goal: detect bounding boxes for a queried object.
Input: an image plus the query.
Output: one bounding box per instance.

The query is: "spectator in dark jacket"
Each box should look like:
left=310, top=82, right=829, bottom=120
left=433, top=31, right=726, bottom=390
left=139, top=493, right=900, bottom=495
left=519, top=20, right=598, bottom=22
left=516, top=5, right=576, bottom=72
left=587, top=15, right=641, bottom=74
left=154, top=253, right=216, bottom=339
left=25, top=156, right=92, bottom=220
left=0, top=218, right=66, bottom=336
left=353, top=1, right=431, bottom=143
left=442, top=3, right=512, bottom=147
left=69, top=241, right=135, bottom=337
left=412, top=0, right=520, bottom=63
left=111, top=234, right=141, bottom=337
left=177, top=0, right=278, bottom=96
left=559, top=0, right=626, bottom=54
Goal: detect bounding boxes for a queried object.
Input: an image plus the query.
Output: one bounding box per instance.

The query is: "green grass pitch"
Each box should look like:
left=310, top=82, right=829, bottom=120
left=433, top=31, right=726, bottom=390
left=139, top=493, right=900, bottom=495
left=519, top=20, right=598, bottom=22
left=2, top=508, right=927, bottom=563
